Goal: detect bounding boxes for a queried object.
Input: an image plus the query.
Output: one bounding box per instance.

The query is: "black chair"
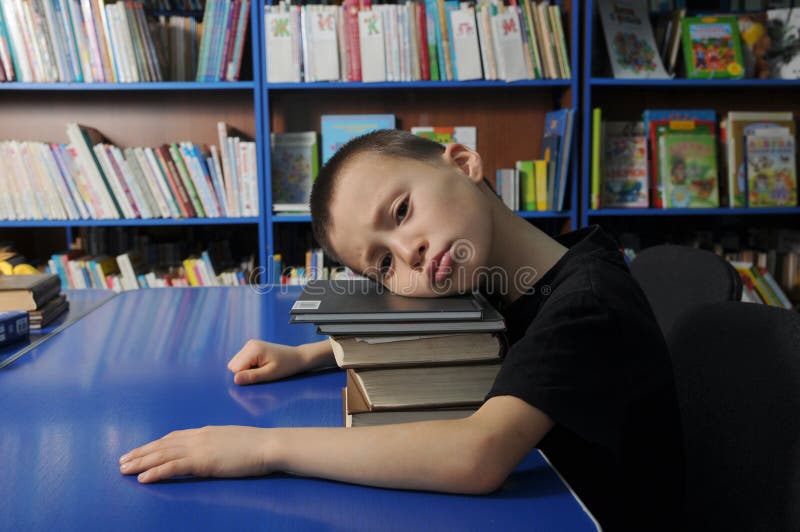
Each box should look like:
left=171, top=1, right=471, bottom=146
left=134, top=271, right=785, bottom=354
left=667, top=302, right=800, bottom=532
left=630, top=245, right=742, bottom=337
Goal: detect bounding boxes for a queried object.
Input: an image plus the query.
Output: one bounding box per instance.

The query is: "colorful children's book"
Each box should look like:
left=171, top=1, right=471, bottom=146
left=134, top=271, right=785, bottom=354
left=410, top=126, right=477, bottom=150
left=745, top=134, right=797, bottom=207
left=681, top=16, right=745, bottom=79
left=597, top=0, right=670, bottom=79
left=659, top=133, right=719, bottom=208
left=321, top=114, right=396, bottom=163
left=602, top=121, right=648, bottom=208
left=270, top=132, right=318, bottom=212
left=643, top=109, right=716, bottom=208
left=726, top=111, right=796, bottom=207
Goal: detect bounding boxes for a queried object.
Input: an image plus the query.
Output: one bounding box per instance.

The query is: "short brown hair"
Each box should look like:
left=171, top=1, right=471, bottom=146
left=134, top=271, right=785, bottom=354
left=310, top=129, right=445, bottom=265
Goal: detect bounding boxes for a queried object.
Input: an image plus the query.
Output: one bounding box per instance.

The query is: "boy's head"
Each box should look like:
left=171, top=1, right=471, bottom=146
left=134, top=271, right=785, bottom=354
left=310, top=129, right=495, bottom=297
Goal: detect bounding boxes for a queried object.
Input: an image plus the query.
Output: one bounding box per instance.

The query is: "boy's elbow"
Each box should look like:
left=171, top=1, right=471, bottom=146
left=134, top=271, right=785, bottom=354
left=449, top=431, right=511, bottom=495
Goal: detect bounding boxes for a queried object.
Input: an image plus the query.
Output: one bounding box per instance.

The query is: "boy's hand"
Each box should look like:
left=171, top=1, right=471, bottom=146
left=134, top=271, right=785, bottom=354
left=119, top=426, right=273, bottom=483
left=227, top=340, right=309, bottom=385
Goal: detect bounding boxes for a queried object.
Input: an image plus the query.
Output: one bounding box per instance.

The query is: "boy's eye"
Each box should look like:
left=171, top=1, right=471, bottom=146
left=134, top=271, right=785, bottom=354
left=395, top=198, right=409, bottom=223
left=379, top=253, right=393, bottom=279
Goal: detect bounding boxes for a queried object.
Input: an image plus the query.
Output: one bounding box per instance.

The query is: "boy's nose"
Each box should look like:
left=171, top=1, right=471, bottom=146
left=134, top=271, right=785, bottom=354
left=398, top=238, right=427, bottom=271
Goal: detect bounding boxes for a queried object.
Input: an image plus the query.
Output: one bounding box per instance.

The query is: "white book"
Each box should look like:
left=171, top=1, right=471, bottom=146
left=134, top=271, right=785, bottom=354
left=308, top=5, right=340, bottom=81
left=768, top=8, right=800, bottom=79
left=265, top=10, right=301, bottom=82
left=5, top=142, right=41, bottom=219
left=115, top=253, right=140, bottom=291
left=378, top=6, right=393, bottom=81
left=26, top=142, right=66, bottom=219
left=14, top=142, right=49, bottom=218
left=61, top=144, right=100, bottom=219
left=450, top=7, right=483, bottom=80
left=126, top=147, right=169, bottom=218
left=111, top=146, right=154, bottom=219
left=209, top=145, right=229, bottom=217
left=492, top=10, right=528, bottom=81
left=359, top=10, right=387, bottom=82
left=0, top=153, right=17, bottom=219
left=475, top=5, right=494, bottom=80
left=597, top=0, right=669, bottom=79
left=216, top=122, right=238, bottom=217
left=0, top=2, right=31, bottom=81
left=228, top=137, right=242, bottom=215
left=39, top=143, right=80, bottom=220
left=300, top=5, right=311, bottom=81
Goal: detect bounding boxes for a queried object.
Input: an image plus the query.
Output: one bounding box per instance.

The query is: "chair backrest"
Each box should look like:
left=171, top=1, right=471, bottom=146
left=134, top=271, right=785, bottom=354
left=630, top=245, right=742, bottom=337
left=667, top=302, right=800, bottom=531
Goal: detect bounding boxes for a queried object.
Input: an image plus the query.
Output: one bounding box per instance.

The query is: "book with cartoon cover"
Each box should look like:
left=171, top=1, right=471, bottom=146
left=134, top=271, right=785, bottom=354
left=602, top=121, right=648, bottom=208
left=597, top=0, right=669, bottom=79
left=745, top=134, right=797, bottom=207
left=682, top=16, right=745, bottom=79
left=659, top=133, right=719, bottom=208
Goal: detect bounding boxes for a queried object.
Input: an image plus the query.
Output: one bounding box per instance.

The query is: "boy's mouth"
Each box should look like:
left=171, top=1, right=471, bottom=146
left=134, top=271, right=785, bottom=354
left=428, top=245, right=454, bottom=285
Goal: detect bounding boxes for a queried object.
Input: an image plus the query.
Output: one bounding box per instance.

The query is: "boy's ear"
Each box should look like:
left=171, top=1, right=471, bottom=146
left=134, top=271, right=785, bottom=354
left=442, top=143, right=484, bottom=185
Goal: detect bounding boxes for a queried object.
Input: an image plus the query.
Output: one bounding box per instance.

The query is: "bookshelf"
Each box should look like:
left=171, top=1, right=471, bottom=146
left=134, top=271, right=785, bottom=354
left=0, top=0, right=579, bottom=286
left=581, top=0, right=800, bottom=232
left=261, top=0, right=581, bottom=277
left=0, top=1, right=269, bottom=281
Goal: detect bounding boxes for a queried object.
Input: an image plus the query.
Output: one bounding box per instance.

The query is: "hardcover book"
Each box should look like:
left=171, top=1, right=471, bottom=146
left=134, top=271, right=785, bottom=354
left=681, top=16, right=745, bottom=79
left=290, top=279, right=484, bottom=322
left=320, top=114, right=396, bottom=163
left=597, top=0, right=669, bottom=79
left=0, top=274, right=61, bottom=312
left=330, top=333, right=502, bottom=368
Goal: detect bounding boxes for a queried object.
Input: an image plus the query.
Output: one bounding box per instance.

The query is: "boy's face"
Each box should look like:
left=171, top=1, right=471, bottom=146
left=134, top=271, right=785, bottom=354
left=327, top=149, right=493, bottom=297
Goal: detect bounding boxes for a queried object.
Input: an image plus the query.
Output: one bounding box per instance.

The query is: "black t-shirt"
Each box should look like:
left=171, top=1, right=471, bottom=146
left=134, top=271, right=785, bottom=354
left=486, top=226, right=684, bottom=531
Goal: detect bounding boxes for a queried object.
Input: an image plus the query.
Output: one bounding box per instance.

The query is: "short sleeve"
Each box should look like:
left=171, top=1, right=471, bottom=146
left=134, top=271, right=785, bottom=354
left=486, top=290, right=629, bottom=449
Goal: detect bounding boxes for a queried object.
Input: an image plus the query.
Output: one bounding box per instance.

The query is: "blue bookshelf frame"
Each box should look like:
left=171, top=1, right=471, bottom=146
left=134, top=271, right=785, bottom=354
left=262, top=0, right=582, bottom=266
left=581, top=0, right=800, bottom=228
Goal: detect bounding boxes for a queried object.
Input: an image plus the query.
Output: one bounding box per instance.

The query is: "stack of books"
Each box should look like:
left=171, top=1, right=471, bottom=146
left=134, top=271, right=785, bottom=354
left=0, top=274, right=68, bottom=331
left=290, top=279, right=506, bottom=427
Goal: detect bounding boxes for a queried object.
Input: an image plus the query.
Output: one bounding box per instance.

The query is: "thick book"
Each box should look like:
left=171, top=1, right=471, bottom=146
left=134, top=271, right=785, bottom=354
left=0, top=274, right=61, bottom=312
left=329, top=332, right=502, bottom=369
left=290, top=279, right=485, bottom=322
left=28, top=294, right=69, bottom=330
left=342, top=388, right=475, bottom=427
left=316, top=306, right=505, bottom=335
left=345, top=363, right=501, bottom=413
left=0, top=310, right=29, bottom=347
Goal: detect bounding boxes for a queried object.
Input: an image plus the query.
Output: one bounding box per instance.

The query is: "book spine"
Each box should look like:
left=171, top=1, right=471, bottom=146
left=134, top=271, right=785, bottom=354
left=93, top=143, right=137, bottom=218
left=142, top=147, right=182, bottom=218
left=170, top=142, right=205, bottom=217
left=155, top=145, right=194, bottom=217
left=227, top=0, right=249, bottom=81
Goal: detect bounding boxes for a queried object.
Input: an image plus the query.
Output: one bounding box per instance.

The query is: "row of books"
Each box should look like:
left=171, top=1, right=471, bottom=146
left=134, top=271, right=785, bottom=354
left=597, top=0, right=800, bottom=80
left=0, top=0, right=250, bottom=83
left=47, top=249, right=251, bottom=290
left=0, top=122, right=257, bottom=221
left=591, top=108, right=797, bottom=209
left=495, top=109, right=574, bottom=212
left=267, top=250, right=368, bottom=285
left=0, top=274, right=69, bottom=338
left=291, top=279, right=505, bottom=426
left=265, top=0, right=571, bottom=84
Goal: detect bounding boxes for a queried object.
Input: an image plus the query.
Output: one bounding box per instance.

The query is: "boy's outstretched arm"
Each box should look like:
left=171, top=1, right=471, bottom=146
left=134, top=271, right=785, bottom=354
left=227, top=340, right=336, bottom=385
left=119, top=396, right=553, bottom=493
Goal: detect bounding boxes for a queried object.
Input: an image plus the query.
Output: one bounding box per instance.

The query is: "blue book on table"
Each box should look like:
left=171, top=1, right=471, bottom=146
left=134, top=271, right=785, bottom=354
left=321, top=114, right=396, bottom=164
left=0, top=311, right=29, bottom=347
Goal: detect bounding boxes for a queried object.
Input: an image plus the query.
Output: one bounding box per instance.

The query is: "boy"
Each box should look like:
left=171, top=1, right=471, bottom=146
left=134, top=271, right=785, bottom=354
left=120, top=130, right=683, bottom=531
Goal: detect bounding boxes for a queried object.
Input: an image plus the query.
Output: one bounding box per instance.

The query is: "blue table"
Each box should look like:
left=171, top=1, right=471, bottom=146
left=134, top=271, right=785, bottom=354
left=0, top=287, right=599, bottom=532
left=0, top=289, right=117, bottom=369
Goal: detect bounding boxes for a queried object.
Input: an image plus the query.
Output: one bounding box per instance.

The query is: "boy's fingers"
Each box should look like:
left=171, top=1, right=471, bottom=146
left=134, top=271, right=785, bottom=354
left=137, top=458, right=194, bottom=483
left=120, top=447, right=188, bottom=475
left=233, top=365, right=276, bottom=386
left=120, top=431, right=192, bottom=463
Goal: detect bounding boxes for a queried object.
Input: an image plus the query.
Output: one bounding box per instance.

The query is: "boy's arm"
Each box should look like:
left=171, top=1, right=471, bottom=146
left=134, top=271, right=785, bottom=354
left=228, top=340, right=336, bottom=385
left=119, top=395, right=553, bottom=493
left=273, top=396, right=553, bottom=493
